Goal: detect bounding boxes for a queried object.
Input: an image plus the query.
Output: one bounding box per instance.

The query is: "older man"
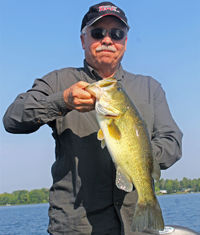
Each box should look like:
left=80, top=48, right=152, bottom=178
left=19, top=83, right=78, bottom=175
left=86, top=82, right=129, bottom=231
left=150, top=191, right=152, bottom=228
left=3, top=2, right=182, bottom=235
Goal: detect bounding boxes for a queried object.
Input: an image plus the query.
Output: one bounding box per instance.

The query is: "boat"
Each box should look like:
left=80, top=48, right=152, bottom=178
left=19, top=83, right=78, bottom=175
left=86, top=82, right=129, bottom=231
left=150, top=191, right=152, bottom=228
left=159, top=225, right=199, bottom=234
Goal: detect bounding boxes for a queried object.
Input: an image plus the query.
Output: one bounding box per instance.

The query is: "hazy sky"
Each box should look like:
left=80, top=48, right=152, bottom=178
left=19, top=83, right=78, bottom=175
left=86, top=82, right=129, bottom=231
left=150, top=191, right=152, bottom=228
left=0, top=0, right=200, bottom=194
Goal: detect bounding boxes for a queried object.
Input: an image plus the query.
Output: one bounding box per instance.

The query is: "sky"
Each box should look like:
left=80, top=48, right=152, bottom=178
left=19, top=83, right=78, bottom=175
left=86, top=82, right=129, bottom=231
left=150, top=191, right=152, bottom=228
left=0, top=0, right=199, bottom=194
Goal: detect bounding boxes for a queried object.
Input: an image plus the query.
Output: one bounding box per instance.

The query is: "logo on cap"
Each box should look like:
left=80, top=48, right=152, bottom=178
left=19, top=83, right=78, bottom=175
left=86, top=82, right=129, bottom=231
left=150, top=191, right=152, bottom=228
left=98, top=5, right=120, bottom=13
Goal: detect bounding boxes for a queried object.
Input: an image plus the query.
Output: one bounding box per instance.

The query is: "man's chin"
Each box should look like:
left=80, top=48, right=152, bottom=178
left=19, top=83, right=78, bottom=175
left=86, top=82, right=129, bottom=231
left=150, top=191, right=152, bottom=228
left=98, top=57, right=114, bottom=66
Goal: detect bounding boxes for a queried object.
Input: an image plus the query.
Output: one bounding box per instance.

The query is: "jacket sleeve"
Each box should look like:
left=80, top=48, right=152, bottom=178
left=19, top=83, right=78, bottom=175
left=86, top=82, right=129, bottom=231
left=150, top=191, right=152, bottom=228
left=3, top=71, right=69, bottom=134
left=151, top=84, right=183, bottom=170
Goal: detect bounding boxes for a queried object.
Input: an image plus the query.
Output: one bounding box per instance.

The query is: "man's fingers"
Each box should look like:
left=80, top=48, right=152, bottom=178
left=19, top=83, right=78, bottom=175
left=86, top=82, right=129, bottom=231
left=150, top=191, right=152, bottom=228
left=72, top=88, right=92, bottom=99
left=63, top=82, right=96, bottom=112
left=76, top=81, right=90, bottom=89
left=70, top=81, right=92, bottom=99
left=73, top=97, right=95, bottom=107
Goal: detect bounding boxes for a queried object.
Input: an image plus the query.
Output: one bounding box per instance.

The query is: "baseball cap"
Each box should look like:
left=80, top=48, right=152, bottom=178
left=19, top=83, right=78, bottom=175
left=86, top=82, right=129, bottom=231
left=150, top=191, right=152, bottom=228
left=81, top=2, right=130, bottom=31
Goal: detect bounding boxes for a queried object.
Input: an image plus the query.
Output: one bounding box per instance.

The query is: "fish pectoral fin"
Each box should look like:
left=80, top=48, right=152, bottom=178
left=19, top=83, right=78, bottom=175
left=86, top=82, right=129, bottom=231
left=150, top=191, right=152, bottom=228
left=107, top=119, right=121, bottom=140
left=97, top=129, right=104, bottom=140
left=116, top=167, right=133, bottom=192
left=151, top=152, right=161, bottom=182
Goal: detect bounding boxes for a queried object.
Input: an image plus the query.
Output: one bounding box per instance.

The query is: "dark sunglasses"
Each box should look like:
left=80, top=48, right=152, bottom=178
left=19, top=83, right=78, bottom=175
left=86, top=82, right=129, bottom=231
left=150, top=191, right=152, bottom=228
left=89, top=28, right=125, bottom=40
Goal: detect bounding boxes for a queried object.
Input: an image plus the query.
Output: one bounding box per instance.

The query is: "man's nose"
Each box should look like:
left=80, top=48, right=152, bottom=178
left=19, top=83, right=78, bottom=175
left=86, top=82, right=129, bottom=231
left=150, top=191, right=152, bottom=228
left=101, top=32, right=113, bottom=45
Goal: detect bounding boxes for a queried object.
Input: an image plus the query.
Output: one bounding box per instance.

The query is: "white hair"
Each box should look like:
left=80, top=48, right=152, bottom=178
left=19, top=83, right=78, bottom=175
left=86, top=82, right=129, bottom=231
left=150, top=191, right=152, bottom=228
left=81, top=25, right=88, bottom=35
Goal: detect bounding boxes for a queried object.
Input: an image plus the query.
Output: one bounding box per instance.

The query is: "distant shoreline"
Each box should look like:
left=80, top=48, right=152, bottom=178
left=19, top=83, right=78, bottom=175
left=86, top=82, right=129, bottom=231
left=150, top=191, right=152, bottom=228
left=0, top=202, right=49, bottom=207
left=157, top=191, right=199, bottom=196
left=1, top=192, right=199, bottom=207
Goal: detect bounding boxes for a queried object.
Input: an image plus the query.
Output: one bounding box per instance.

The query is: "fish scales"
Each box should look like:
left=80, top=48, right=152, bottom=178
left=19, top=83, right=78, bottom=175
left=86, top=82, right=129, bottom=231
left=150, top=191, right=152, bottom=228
left=101, top=102, right=153, bottom=197
left=85, top=77, right=164, bottom=232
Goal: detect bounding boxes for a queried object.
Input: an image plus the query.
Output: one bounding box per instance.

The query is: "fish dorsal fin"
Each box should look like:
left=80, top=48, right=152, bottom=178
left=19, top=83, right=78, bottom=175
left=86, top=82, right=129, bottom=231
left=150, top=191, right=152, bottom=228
left=151, top=152, right=161, bottom=182
left=143, top=120, right=148, bottom=128
left=116, top=167, right=133, bottom=192
left=107, top=119, right=121, bottom=140
left=97, top=129, right=106, bottom=149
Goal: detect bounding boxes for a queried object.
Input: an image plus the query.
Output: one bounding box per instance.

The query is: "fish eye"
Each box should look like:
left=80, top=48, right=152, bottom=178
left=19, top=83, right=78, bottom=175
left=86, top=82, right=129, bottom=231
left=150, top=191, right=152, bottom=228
left=117, top=87, right=122, bottom=92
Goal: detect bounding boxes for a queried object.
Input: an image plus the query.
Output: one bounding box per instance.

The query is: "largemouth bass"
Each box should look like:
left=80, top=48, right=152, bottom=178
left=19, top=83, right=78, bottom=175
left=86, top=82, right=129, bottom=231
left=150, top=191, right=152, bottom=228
left=85, top=78, right=164, bottom=232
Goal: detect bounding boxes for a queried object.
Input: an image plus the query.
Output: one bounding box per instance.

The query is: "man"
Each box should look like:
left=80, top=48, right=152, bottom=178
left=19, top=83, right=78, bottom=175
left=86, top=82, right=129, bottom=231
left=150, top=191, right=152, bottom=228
left=3, top=2, right=183, bottom=235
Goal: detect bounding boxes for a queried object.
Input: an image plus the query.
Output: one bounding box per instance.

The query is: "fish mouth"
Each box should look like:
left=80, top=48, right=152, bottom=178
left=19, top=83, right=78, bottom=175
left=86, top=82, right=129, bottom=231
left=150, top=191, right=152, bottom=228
left=85, top=78, right=117, bottom=99
left=105, top=114, right=120, bottom=118
left=85, top=84, right=102, bottom=99
left=96, top=102, right=121, bottom=117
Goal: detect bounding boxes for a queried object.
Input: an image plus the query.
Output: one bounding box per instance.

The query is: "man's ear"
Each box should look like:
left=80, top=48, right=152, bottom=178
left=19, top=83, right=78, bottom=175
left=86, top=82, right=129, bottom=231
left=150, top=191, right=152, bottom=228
left=80, top=35, right=85, bottom=49
left=125, top=36, right=127, bottom=51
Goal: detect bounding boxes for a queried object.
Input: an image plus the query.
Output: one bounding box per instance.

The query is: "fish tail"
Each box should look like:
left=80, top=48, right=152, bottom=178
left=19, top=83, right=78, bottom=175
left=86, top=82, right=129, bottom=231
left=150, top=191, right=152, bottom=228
left=131, top=198, right=164, bottom=232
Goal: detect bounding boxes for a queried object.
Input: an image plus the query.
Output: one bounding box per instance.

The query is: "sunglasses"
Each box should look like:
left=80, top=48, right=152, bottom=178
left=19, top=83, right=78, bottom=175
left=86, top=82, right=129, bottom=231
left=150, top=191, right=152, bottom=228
left=89, top=28, right=125, bottom=40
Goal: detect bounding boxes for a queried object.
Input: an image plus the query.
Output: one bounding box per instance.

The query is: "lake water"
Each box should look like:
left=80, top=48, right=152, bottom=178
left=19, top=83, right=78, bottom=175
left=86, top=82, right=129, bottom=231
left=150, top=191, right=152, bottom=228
left=0, top=193, right=199, bottom=234
left=157, top=193, right=200, bottom=233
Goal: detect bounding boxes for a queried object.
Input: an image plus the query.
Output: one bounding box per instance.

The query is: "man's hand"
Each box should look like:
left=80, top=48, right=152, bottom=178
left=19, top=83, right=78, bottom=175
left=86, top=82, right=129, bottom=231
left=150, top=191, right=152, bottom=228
left=63, top=81, right=95, bottom=112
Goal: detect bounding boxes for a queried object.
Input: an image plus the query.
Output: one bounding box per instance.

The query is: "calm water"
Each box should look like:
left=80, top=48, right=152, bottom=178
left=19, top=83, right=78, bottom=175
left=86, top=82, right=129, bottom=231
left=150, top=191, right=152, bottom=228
left=158, top=193, right=200, bottom=233
left=0, top=203, right=49, bottom=235
left=0, top=193, right=199, bottom=234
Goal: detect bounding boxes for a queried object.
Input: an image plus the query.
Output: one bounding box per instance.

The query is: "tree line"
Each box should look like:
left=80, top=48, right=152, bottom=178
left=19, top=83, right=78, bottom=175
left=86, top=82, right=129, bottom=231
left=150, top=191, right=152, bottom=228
left=155, top=177, right=200, bottom=194
left=0, top=188, right=49, bottom=205
left=0, top=178, right=200, bottom=205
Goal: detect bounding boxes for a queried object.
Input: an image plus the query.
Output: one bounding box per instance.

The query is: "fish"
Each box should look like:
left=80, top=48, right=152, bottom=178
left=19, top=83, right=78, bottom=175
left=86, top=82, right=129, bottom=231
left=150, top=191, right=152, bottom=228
left=85, top=77, right=164, bottom=232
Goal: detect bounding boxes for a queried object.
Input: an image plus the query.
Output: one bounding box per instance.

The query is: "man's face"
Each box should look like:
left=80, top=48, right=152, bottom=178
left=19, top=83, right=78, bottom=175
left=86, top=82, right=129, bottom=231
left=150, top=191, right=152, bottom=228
left=81, top=16, right=128, bottom=73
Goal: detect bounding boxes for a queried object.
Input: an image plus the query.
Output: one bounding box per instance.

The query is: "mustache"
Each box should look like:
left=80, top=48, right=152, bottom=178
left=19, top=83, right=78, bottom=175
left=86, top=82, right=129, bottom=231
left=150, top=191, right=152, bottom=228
left=95, top=45, right=117, bottom=52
